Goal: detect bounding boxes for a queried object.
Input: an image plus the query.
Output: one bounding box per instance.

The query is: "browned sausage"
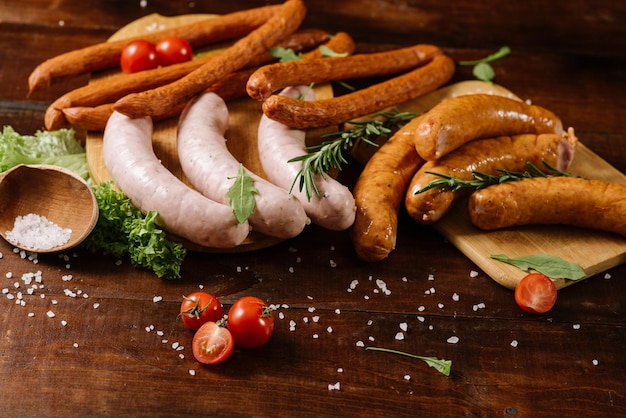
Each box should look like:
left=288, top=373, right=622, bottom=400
left=28, top=4, right=280, bottom=94
left=45, top=29, right=330, bottom=131
left=246, top=43, right=442, bottom=101
left=63, top=67, right=257, bottom=131
left=350, top=122, right=426, bottom=262
left=468, top=176, right=626, bottom=237
left=406, top=128, right=578, bottom=224
left=113, top=0, right=306, bottom=120
left=413, top=94, right=564, bottom=160
left=261, top=54, right=455, bottom=129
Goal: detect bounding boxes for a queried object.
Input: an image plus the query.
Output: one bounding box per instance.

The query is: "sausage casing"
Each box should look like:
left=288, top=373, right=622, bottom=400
left=406, top=129, right=578, bottom=224
left=468, top=176, right=626, bottom=237
left=413, top=94, right=564, bottom=160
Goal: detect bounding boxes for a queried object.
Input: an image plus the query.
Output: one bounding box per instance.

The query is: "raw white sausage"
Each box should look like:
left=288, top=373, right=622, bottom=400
left=102, top=111, right=249, bottom=248
left=257, top=85, right=356, bottom=231
left=177, top=92, right=309, bottom=239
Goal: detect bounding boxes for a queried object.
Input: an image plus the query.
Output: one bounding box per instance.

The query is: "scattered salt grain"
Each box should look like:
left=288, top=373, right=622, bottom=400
left=447, top=335, right=459, bottom=344
left=171, top=342, right=180, bottom=350
left=153, top=296, right=163, bottom=303
left=368, top=336, right=375, bottom=341
left=356, top=340, right=365, bottom=347
left=337, top=368, right=343, bottom=373
left=469, top=270, right=479, bottom=278
left=328, top=382, right=341, bottom=391
left=573, top=324, right=581, bottom=330
left=417, top=316, right=425, bottom=322
left=404, top=375, right=411, bottom=381
left=61, top=320, right=67, bottom=326
left=418, top=305, right=425, bottom=312
left=510, top=340, right=519, bottom=348
left=438, top=303, right=444, bottom=309
left=189, top=369, right=196, bottom=376
left=73, top=342, right=79, bottom=348
left=452, top=293, right=460, bottom=301
left=427, top=274, right=435, bottom=281
left=308, top=307, right=316, bottom=313
left=289, top=320, right=296, bottom=331
left=5, top=272, right=11, bottom=279
left=312, top=316, right=320, bottom=323
left=604, top=273, right=611, bottom=280
left=335, top=309, right=341, bottom=314
left=46, top=310, right=55, bottom=318
left=93, top=303, right=100, bottom=309
left=399, top=322, right=408, bottom=332
left=278, top=312, right=285, bottom=320
left=326, top=327, right=333, bottom=333
left=28, top=312, right=34, bottom=317
left=329, top=260, right=337, bottom=268
left=312, top=334, right=319, bottom=339
left=592, top=359, right=599, bottom=366
left=395, top=332, right=405, bottom=341
left=5, top=214, right=72, bottom=250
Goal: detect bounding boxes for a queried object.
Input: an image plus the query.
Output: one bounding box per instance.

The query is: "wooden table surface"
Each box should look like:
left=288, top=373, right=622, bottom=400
left=1, top=1, right=625, bottom=417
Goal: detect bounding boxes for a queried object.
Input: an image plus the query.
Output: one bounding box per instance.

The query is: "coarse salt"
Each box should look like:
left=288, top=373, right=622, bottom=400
left=5, top=214, right=71, bottom=250
left=447, top=335, right=459, bottom=344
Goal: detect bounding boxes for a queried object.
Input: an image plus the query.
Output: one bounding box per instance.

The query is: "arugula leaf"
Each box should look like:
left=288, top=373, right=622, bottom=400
left=82, top=182, right=186, bottom=280
left=269, top=47, right=303, bottom=62
left=458, top=46, right=511, bottom=82
left=491, top=253, right=586, bottom=281
left=225, top=164, right=258, bottom=224
left=366, top=346, right=452, bottom=376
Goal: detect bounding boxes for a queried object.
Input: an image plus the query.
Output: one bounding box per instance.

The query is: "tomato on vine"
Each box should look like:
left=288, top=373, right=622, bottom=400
left=180, top=291, right=223, bottom=331
left=514, top=273, right=557, bottom=314
left=226, top=296, right=274, bottom=349
left=192, top=321, right=234, bottom=364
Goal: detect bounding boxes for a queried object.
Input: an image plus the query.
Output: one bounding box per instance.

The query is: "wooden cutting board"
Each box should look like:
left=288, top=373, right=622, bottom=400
left=432, top=143, right=626, bottom=290
left=85, top=13, right=334, bottom=253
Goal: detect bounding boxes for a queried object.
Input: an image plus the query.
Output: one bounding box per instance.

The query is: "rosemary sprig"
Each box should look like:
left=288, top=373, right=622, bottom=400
left=289, top=109, right=417, bottom=200
left=415, top=161, right=570, bottom=195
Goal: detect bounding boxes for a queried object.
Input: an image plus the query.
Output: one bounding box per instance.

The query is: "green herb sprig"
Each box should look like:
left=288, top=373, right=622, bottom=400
left=366, top=346, right=452, bottom=376
left=289, top=109, right=417, bottom=200
left=415, top=161, right=570, bottom=195
left=459, top=46, right=511, bottom=82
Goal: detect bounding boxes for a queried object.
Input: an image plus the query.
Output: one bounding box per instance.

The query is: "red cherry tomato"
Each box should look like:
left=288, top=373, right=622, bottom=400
left=514, top=273, right=557, bottom=314
left=226, top=296, right=274, bottom=349
left=120, top=39, right=159, bottom=73
left=155, top=36, right=193, bottom=66
left=180, top=291, right=224, bottom=331
left=192, top=321, right=234, bottom=365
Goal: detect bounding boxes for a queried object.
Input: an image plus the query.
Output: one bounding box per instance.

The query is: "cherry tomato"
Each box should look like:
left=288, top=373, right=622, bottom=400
left=226, top=296, right=274, bottom=349
left=155, top=36, right=193, bottom=66
left=192, top=321, right=234, bottom=364
left=120, top=39, right=159, bottom=73
left=180, top=291, right=223, bottom=331
left=514, top=273, right=557, bottom=314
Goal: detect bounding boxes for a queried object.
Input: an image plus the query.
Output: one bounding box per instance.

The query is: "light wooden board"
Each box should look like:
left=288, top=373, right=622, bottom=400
left=85, top=13, right=334, bottom=253
left=433, top=143, right=626, bottom=290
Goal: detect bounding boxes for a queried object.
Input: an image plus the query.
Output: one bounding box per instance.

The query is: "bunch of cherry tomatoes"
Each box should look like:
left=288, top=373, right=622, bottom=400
left=180, top=292, right=274, bottom=365
left=120, top=36, right=193, bottom=73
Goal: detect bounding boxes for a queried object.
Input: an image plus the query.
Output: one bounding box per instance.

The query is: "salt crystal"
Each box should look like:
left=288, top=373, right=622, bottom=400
left=46, top=310, right=55, bottom=318
left=153, top=296, right=163, bottom=303
left=572, top=324, right=581, bottom=330
left=452, top=293, right=460, bottom=301
left=395, top=332, right=405, bottom=340
left=404, top=375, right=411, bottom=381
left=469, top=270, right=479, bottom=278
left=189, top=369, right=196, bottom=376
left=328, top=382, right=340, bottom=391
left=5, top=214, right=72, bottom=250
left=592, top=359, right=599, bottom=366
left=447, top=335, right=459, bottom=344
left=399, top=322, right=408, bottom=331
left=510, top=340, right=519, bottom=348
left=355, top=340, right=365, bottom=347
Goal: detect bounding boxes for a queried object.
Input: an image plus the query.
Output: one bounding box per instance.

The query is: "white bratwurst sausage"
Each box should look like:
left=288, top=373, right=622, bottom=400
left=102, top=111, right=250, bottom=248
left=257, top=85, right=356, bottom=231
left=177, top=92, right=309, bottom=239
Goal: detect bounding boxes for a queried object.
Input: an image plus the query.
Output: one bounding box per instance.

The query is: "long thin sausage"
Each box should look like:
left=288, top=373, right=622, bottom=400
left=177, top=92, right=309, bottom=239
left=257, top=85, right=356, bottom=231
left=114, top=0, right=307, bottom=120
left=406, top=129, right=578, bottom=224
left=260, top=54, right=455, bottom=129
left=413, top=94, right=564, bottom=160
left=45, top=29, right=331, bottom=130
left=28, top=4, right=280, bottom=94
left=468, top=176, right=626, bottom=237
left=102, top=111, right=250, bottom=248
left=350, top=121, right=425, bottom=262
left=60, top=31, right=351, bottom=132
left=247, top=44, right=442, bottom=101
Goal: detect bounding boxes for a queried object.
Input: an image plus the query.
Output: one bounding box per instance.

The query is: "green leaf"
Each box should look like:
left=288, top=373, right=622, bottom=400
left=472, top=62, right=496, bottom=82
left=365, top=346, right=451, bottom=377
left=82, top=182, right=187, bottom=280
left=225, top=164, right=258, bottom=224
left=458, top=46, right=510, bottom=82
left=490, top=253, right=586, bottom=281
left=269, top=47, right=303, bottom=62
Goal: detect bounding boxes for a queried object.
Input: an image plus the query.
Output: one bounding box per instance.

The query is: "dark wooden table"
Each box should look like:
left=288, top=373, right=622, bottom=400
left=1, top=1, right=625, bottom=417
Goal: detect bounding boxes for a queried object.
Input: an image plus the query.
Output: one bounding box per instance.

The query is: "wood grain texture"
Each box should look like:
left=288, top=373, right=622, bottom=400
left=0, top=1, right=625, bottom=417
